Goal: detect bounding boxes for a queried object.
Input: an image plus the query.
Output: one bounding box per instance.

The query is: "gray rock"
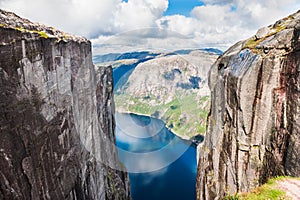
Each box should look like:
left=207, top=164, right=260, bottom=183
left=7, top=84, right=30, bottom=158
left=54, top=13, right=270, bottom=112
left=258, top=29, right=294, bottom=50
left=197, top=10, right=300, bottom=200
left=0, top=9, right=130, bottom=200
left=255, top=26, right=270, bottom=39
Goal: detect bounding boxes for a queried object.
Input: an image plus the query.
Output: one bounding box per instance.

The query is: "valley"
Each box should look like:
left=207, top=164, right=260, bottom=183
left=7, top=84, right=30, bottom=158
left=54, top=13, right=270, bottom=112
left=95, top=49, right=219, bottom=139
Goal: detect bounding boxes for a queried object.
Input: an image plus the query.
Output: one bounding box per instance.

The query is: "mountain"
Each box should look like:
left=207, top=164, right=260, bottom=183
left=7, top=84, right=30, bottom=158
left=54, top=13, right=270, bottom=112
left=197, top=10, right=300, bottom=200
left=0, top=10, right=130, bottom=199
left=163, top=48, right=222, bottom=56
left=93, top=51, right=160, bottom=64
left=112, top=50, right=219, bottom=139
left=93, top=52, right=123, bottom=63
left=93, top=48, right=222, bottom=66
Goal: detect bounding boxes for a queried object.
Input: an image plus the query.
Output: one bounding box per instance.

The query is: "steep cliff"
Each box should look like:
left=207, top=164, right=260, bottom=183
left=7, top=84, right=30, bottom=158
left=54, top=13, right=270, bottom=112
left=0, top=10, right=130, bottom=200
left=197, top=11, right=300, bottom=199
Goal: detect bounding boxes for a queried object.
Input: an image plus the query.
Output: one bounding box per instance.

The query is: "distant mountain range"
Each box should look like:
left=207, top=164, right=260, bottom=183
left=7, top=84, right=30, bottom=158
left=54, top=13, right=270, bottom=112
left=93, top=51, right=160, bottom=64
left=94, top=49, right=221, bottom=139
left=93, top=48, right=222, bottom=64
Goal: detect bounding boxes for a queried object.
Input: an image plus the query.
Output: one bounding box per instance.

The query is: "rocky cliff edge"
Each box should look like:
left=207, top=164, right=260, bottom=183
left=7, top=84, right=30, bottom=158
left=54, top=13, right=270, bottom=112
left=197, top=10, right=300, bottom=200
left=0, top=9, right=130, bottom=200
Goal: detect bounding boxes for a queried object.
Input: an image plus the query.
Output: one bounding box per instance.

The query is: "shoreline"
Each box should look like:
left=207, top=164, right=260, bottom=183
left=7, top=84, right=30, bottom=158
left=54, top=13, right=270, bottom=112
left=115, top=111, right=193, bottom=141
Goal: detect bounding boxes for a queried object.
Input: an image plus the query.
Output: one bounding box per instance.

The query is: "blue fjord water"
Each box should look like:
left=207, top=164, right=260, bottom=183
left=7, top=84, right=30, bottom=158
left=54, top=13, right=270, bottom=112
left=111, top=51, right=199, bottom=200
left=115, top=113, right=197, bottom=200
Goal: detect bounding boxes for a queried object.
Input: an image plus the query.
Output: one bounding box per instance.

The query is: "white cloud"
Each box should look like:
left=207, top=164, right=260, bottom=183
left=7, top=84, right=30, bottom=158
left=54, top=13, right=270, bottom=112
left=0, top=0, right=168, bottom=37
left=1, top=0, right=300, bottom=52
left=152, top=0, right=300, bottom=51
left=157, top=15, right=199, bottom=36
left=1, top=0, right=121, bottom=37
left=91, top=27, right=202, bottom=55
left=114, top=0, right=168, bottom=31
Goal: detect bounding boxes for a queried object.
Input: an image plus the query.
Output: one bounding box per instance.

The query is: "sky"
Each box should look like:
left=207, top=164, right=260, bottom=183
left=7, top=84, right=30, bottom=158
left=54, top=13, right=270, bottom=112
left=1, top=0, right=300, bottom=54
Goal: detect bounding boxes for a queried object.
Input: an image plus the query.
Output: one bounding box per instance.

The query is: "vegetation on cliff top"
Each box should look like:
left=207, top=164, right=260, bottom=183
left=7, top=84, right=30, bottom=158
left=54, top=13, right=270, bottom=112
left=224, top=176, right=300, bottom=200
left=243, top=13, right=295, bottom=53
left=0, top=10, right=86, bottom=42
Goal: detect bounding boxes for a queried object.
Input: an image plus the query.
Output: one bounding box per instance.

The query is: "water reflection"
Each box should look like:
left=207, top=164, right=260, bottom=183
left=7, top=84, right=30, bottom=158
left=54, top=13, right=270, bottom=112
left=115, top=113, right=197, bottom=200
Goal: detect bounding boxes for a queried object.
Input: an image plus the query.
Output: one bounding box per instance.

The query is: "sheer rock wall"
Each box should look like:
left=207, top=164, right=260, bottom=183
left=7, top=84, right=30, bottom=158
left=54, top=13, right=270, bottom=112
left=197, top=10, right=300, bottom=200
left=0, top=9, right=130, bottom=200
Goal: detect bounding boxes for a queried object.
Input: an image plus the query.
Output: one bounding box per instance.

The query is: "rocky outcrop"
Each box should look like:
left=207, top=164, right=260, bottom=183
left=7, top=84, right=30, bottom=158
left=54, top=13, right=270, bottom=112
left=115, top=50, right=218, bottom=138
left=0, top=10, right=130, bottom=200
left=119, top=51, right=217, bottom=98
left=197, top=11, right=300, bottom=199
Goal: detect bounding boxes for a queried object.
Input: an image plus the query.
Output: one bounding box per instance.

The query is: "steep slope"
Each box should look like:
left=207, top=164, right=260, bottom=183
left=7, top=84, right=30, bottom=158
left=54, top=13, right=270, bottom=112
left=115, top=50, right=218, bottom=139
left=0, top=10, right=130, bottom=200
left=197, top=11, right=300, bottom=199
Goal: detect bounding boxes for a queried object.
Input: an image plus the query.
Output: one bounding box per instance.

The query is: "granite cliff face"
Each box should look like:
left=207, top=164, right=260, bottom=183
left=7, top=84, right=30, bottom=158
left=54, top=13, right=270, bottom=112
left=0, top=10, right=130, bottom=200
left=197, top=11, right=300, bottom=199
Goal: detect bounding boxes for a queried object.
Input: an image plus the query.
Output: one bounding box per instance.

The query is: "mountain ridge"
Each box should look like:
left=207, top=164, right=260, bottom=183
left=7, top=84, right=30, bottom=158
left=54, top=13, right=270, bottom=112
left=112, top=49, right=219, bottom=139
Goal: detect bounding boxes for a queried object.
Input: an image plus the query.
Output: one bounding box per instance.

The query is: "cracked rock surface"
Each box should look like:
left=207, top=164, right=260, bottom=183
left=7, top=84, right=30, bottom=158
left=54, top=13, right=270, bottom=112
left=0, top=9, right=130, bottom=200
left=197, top=10, right=300, bottom=200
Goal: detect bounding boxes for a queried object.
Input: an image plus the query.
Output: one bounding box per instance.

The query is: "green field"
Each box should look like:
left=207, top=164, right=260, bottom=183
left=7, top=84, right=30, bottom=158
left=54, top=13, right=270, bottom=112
left=114, top=92, right=210, bottom=139
left=224, top=176, right=300, bottom=200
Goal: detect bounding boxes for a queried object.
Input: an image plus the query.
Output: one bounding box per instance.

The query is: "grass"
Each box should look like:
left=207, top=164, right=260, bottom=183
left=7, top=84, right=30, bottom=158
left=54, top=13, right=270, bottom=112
left=15, top=27, right=49, bottom=38
left=243, top=20, right=288, bottom=53
left=0, top=23, right=72, bottom=41
left=238, top=185, right=285, bottom=200
left=224, top=176, right=300, bottom=200
left=244, top=37, right=264, bottom=52
left=114, top=92, right=210, bottom=138
left=37, top=31, right=49, bottom=38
